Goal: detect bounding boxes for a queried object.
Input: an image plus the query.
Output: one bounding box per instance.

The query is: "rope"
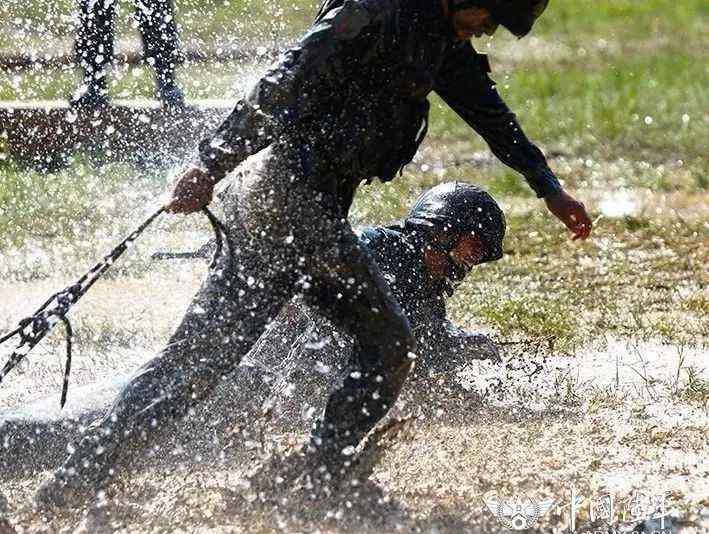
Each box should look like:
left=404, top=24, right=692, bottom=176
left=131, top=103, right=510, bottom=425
left=0, top=205, right=235, bottom=408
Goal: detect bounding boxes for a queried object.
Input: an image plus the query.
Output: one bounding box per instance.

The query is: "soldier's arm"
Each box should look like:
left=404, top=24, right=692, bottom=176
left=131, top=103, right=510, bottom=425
left=198, top=0, right=386, bottom=180
left=416, top=311, right=500, bottom=363
left=433, top=42, right=562, bottom=199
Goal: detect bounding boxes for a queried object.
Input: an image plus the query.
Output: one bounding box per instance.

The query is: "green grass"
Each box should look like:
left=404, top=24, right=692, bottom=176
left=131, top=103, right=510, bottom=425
left=428, top=50, right=707, bottom=175
left=0, top=159, right=166, bottom=252
left=1, top=0, right=708, bottom=347
left=542, top=0, right=707, bottom=39
left=0, top=160, right=119, bottom=247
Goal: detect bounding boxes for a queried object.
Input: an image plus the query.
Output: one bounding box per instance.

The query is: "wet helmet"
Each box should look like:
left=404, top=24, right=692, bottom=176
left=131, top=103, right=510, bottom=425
left=449, top=0, right=550, bottom=38
left=405, top=182, right=506, bottom=265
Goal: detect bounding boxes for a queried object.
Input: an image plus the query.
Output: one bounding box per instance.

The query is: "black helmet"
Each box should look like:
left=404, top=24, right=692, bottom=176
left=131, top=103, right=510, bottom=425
left=449, top=0, right=550, bottom=38
left=405, top=182, right=506, bottom=264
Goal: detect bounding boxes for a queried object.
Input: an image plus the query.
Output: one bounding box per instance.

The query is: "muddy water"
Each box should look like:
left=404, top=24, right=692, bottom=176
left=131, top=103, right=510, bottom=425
left=1, top=327, right=707, bottom=532
left=1, top=173, right=708, bottom=532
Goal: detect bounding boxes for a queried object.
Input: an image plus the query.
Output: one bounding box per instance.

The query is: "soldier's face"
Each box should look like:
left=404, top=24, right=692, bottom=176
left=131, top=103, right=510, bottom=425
left=424, top=232, right=486, bottom=283
left=450, top=233, right=486, bottom=269
left=451, top=8, right=499, bottom=40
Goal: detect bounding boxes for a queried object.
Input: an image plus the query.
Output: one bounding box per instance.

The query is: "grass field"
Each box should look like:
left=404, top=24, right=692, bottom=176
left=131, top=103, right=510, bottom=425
left=1, top=0, right=708, bottom=532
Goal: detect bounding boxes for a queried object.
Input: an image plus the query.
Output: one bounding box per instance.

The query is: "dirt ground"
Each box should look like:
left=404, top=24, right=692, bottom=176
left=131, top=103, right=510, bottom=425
left=0, top=259, right=707, bottom=532
left=0, top=141, right=707, bottom=534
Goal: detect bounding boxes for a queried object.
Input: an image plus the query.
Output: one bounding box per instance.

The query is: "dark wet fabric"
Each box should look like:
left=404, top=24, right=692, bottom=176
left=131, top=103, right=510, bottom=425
left=199, top=0, right=562, bottom=198
left=45, top=144, right=415, bottom=492
left=405, top=182, right=506, bottom=263
left=76, top=0, right=182, bottom=86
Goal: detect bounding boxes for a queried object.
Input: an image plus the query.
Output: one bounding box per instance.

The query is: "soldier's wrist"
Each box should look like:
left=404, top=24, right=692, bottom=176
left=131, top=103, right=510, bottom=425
left=191, top=157, right=225, bottom=184
left=531, top=166, right=563, bottom=199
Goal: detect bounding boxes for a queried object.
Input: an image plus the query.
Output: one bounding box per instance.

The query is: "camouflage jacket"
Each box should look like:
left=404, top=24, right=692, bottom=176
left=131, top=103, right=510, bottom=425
left=199, top=0, right=562, bottom=207
left=242, top=224, right=496, bottom=396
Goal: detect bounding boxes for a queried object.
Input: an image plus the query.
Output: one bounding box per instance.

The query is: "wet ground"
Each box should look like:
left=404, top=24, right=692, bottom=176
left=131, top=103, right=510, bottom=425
left=1, top=1, right=707, bottom=529
left=1, top=282, right=707, bottom=533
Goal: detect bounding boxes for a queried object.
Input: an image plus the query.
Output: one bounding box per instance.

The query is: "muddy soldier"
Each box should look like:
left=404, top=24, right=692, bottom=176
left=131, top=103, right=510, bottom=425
left=37, top=0, right=592, bottom=505
left=71, top=0, right=186, bottom=109
left=0, top=183, right=502, bottom=472
left=224, top=182, right=507, bottom=423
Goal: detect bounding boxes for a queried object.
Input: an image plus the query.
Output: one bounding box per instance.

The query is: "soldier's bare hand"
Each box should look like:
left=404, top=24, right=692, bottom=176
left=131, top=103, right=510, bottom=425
left=165, top=166, right=215, bottom=214
left=544, top=190, right=593, bottom=240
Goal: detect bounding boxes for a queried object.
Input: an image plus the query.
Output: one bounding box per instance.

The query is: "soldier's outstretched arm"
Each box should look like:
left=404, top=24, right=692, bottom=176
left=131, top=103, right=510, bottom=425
left=416, top=317, right=500, bottom=364
left=198, top=0, right=389, bottom=181
left=434, top=43, right=592, bottom=239
left=434, top=42, right=561, bottom=199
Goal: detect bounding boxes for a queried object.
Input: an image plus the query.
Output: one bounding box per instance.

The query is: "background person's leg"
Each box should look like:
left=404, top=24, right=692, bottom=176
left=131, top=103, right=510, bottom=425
left=133, top=0, right=184, bottom=106
left=73, top=0, right=117, bottom=107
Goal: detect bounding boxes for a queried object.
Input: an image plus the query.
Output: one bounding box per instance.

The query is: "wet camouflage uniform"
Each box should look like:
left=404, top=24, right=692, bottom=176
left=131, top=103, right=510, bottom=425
left=40, top=0, right=561, bottom=500
left=241, top=223, right=501, bottom=422
left=75, top=0, right=183, bottom=101
left=0, top=216, right=497, bottom=477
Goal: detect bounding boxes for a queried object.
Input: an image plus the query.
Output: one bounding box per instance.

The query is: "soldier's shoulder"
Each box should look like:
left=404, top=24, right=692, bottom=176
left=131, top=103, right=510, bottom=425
left=347, top=0, right=401, bottom=21
left=357, top=224, right=405, bottom=246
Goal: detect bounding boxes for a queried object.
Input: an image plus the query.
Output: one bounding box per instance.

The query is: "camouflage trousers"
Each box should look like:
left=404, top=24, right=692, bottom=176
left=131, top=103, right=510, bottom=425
left=47, top=145, right=415, bottom=490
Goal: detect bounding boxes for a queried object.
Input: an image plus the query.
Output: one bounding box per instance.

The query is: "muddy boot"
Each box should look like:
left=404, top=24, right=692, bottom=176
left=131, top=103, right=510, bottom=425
left=289, top=418, right=414, bottom=500
left=72, top=497, right=115, bottom=534
left=300, top=421, right=360, bottom=495
left=270, top=444, right=346, bottom=501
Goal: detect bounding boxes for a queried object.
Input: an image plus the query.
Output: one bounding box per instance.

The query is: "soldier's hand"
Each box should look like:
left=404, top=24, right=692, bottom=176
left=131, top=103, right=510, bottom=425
left=165, top=166, right=215, bottom=214
left=544, top=189, right=592, bottom=240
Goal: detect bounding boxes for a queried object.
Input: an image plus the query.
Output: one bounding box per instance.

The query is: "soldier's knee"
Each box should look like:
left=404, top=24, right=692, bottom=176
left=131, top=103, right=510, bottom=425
left=385, top=314, right=416, bottom=360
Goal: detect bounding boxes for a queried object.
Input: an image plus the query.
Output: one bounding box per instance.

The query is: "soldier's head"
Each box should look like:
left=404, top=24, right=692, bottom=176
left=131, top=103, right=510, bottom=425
left=446, top=0, right=549, bottom=40
left=404, top=182, right=506, bottom=293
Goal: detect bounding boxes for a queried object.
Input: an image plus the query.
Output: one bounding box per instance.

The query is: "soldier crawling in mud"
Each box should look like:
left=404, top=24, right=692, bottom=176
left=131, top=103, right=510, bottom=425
left=0, top=182, right=502, bottom=473
left=222, top=181, right=507, bottom=401
left=35, top=0, right=592, bottom=507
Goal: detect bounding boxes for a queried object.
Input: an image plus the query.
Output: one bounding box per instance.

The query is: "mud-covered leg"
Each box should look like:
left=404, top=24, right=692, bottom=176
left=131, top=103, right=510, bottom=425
left=35, top=248, right=291, bottom=509
left=303, top=223, right=416, bottom=476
